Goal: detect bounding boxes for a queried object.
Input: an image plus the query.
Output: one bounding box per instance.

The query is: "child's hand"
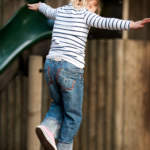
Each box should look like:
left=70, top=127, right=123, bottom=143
left=27, top=3, right=40, bottom=11
left=130, top=18, right=150, bottom=29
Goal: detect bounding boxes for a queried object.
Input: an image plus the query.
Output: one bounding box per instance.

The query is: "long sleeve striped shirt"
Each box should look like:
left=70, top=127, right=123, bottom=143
left=38, top=2, right=131, bottom=68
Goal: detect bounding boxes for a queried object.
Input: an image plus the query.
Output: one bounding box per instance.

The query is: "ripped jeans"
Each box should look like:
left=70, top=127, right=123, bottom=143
left=42, top=58, right=84, bottom=145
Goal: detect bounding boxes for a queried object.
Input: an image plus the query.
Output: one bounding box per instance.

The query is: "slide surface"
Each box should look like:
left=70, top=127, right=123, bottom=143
left=0, top=5, right=54, bottom=73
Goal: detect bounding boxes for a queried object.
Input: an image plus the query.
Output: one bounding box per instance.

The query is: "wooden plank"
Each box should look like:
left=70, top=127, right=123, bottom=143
left=103, top=40, right=109, bottom=150
left=96, top=40, right=105, bottom=150
left=79, top=41, right=89, bottom=150
left=86, top=40, right=91, bottom=150
left=74, top=114, right=81, bottom=150
left=41, top=73, right=50, bottom=120
left=87, top=40, right=97, bottom=150
left=6, top=88, right=9, bottom=149
left=0, top=93, right=1, bottom=147
left=15, top=75, right=22, bottom=150
left=0, top=0, right=4, bottom=26
left=20, top=75, right=28, bottom=150
left=113, top=40, right=125, bottom=150
left=0, top=90, right=6, bottom=150
left=3, top=88, right=9, bottom=150
left=7, top=80, right=15, bottom=150
left=12, top=78, right=17, bottom=150
left=142, top=41, right=150, bottom=149
left=27, top=55, right=43, bottom=150
left=78, top=124, right=82, bottom=150
left=105, top=40, right=113, bottom=150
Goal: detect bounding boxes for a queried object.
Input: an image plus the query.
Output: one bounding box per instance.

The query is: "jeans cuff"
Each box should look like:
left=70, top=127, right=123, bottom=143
left=41, top=117, right=61, bottom=139
left=57, top=142, right=73, bottom=150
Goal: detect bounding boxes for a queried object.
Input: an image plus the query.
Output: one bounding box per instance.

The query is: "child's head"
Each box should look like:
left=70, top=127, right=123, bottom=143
left=70, top=0, right=101, bottom=14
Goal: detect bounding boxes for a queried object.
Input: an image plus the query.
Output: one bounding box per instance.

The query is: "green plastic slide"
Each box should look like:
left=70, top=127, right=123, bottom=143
left=0, top=4, right=54, bottom=73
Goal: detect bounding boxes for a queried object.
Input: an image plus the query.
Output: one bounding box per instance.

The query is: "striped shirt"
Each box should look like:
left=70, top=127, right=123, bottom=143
left=38, top=2, right=131, bottom=68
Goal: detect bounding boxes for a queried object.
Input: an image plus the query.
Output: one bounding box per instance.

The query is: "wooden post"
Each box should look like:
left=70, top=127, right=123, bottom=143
left=122, top=0, right=129, bottom=39
left=27, top=55, right=43, bottom=150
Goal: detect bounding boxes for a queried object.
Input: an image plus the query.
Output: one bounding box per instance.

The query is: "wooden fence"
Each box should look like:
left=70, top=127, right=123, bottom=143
left=1, top=39, right=150, bottom=150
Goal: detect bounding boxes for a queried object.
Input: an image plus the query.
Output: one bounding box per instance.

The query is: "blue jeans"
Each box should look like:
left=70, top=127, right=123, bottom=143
left=42, top=58, right=84, bottom=145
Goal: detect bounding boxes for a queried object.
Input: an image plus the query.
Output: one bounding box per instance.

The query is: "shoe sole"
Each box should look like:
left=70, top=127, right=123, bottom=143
left=35, top=127, right=55, bottom=150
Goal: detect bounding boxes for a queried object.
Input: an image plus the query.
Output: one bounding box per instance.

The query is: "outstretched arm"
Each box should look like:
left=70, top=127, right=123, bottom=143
left=130, top=18, right=150, bottom=29
left=84, top=11, right=150, bottom=30
left=27, top=2, right=57, bottom=19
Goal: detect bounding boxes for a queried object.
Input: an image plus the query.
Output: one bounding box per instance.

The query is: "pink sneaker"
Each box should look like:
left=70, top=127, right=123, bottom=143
left=35, top=125, right=57, bottom=150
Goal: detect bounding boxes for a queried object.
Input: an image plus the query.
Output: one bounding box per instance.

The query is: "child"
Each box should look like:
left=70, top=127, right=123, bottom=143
left=27, top=1, right=150, bottom=150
